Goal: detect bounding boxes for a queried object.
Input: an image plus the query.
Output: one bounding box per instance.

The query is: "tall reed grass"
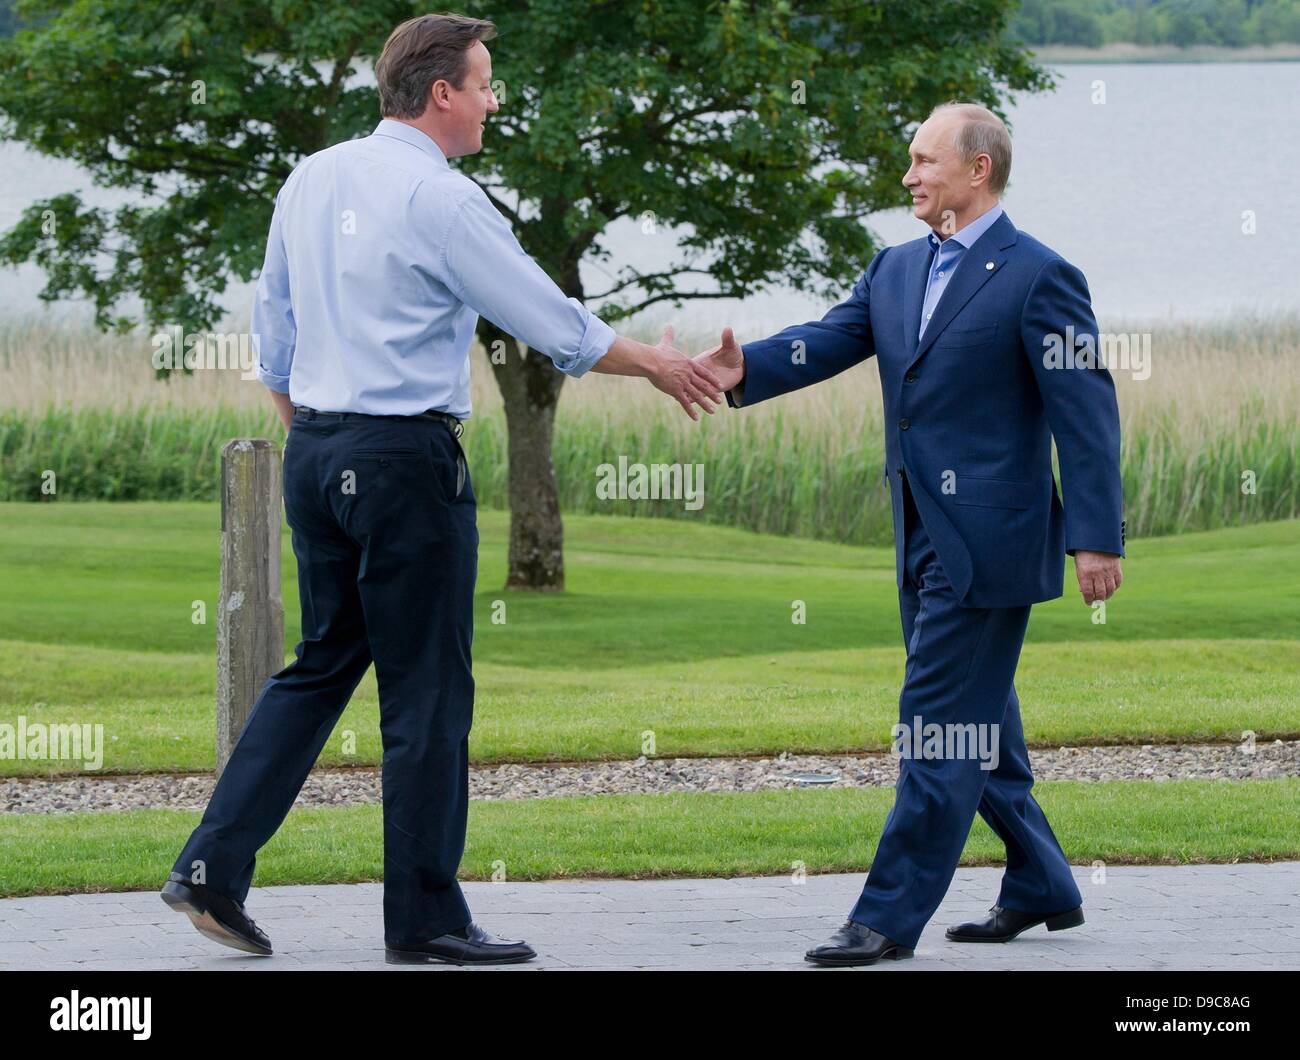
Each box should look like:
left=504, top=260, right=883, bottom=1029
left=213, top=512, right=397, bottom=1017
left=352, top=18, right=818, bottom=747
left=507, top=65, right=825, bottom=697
left=1, top=313, right=1295, bottom=544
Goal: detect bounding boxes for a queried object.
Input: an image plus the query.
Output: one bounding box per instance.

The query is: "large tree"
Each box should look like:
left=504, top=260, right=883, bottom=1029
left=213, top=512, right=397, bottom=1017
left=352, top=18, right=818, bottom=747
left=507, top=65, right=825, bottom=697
left=0, top=0, right=1049, bottom=588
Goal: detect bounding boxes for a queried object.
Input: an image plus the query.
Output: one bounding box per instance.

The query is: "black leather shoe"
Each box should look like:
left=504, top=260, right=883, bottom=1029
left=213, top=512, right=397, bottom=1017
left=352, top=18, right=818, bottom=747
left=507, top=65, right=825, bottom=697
left=804, top=920, right=914, bottom=966
left=385, top=921, right=537, bottom=966
left=160, top=871, right=272, bottom=955
left=946, top=904, right=1084, bottom=943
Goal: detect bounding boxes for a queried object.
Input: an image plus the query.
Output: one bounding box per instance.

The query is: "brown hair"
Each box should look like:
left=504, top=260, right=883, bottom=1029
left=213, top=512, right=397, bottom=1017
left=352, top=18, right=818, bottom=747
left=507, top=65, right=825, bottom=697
left=375, top=13, right=498, bottom=119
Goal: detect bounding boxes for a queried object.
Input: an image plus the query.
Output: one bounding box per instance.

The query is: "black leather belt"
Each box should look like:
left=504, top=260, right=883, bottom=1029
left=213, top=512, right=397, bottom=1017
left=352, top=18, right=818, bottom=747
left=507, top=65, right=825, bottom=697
left=292, top=404, right=463, bottom=438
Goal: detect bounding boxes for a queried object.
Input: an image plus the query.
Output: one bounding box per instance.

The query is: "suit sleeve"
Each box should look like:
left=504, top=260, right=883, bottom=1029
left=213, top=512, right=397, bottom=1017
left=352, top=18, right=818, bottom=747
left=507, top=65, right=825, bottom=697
left=1020, top=256, right=1125, bottom=557
left=727, top=248, right=884, bottom=409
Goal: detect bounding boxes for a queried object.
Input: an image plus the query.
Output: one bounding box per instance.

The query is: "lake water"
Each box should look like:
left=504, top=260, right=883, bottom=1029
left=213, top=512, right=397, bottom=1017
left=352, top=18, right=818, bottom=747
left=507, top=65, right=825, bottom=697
left=1, top=62, right=1297, bottom=334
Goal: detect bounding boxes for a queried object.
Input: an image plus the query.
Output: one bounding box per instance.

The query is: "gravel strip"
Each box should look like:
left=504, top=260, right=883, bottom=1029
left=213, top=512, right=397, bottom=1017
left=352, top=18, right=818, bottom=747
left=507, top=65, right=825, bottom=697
left=2, top=740, right=1296, bottom=815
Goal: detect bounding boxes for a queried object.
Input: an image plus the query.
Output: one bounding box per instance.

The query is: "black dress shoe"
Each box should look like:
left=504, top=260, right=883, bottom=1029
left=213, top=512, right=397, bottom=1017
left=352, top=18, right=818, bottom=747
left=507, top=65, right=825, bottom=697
left=385, top=921, right=537, bottom=966
left=946, top=904, right=1084, bottom=943
left=160, top=872, right=272, bottom=955
left=804, top=920, right=914, bottom=966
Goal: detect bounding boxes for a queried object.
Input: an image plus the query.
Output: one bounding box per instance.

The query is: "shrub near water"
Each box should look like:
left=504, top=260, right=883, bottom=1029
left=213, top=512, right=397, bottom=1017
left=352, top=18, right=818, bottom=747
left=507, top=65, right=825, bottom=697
left=0, top=406, right=274, bottom=502
left=1, top=315, right=1296, bottom=544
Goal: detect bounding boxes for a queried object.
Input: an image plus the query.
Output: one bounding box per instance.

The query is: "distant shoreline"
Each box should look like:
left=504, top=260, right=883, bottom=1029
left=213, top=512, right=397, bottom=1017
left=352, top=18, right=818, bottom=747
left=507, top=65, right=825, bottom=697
left=1031, top=42, right=1300, bottom=63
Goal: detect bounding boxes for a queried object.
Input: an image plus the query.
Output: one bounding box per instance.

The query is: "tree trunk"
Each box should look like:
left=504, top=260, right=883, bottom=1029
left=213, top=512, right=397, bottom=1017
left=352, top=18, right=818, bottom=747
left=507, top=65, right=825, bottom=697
left=479, top=320, right=568, bottom=590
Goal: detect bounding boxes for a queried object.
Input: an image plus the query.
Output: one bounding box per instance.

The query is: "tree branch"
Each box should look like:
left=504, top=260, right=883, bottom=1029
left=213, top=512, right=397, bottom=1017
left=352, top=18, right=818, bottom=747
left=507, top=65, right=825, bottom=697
left=325, top=34, right=362, bottom=111
left=612, top=288, right=756, bottom=315
left=587, top=266, right=716, bottom=301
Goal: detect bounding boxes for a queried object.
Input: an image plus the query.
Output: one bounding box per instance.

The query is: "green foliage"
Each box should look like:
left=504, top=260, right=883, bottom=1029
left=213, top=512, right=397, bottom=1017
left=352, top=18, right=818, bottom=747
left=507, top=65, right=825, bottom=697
left=0, top=405, right=272, bottom=500
left=5, top=778, right=1300, bottom=895
left=1009, top=0, right=1300, bottom=47
left=0, top=0, right=411, bottom=330
left=451, top=0, right=1050, bottom=317
left=2, top=400, right=1294, bottom=541
left=0, top=0, right=1047, bottom=333
left=0, top=502, right=1297, bottom=774
left=1014, top=0, right=1108, bottom=46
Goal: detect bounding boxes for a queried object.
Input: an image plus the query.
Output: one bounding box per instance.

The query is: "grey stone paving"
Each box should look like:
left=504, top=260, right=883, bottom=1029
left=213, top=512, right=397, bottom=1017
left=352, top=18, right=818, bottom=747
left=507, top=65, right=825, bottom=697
left=2, top=862, right=1297, bottom=971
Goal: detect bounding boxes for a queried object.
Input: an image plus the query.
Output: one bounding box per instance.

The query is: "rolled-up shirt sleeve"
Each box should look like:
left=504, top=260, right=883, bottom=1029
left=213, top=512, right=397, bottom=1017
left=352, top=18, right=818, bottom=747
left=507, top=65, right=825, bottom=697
left=250, top=188, right=296, bottom=394
left=437, top=187, right=615, bottom=377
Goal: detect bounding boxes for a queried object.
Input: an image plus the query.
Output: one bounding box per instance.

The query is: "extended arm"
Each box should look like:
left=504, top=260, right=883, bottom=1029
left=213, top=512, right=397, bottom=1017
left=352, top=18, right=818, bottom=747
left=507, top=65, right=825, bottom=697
left=700, top=248, right=885, bottom=408
left=441, top=190, right=720, bottom=416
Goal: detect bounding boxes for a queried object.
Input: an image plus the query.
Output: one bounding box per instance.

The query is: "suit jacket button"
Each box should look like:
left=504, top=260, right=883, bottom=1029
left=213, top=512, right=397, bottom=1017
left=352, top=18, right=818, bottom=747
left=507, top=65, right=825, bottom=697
left=899, top=418, right=910, bottom=430
left=904, top=372, right=917, bottom=384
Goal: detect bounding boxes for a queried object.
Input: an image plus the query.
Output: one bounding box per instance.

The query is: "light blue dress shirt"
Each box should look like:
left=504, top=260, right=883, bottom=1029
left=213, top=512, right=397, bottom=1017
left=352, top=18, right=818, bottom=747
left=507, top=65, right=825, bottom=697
left=251, top=119, right=616, bottom=418
left=918, top=203, right=1004, bottom=340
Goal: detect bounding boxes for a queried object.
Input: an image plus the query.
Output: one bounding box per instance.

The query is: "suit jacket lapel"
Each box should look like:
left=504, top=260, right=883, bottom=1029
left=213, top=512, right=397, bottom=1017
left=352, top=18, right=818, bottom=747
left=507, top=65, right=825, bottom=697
left=901, top=241, right=931, bottom=363
left=908, top=212, right=1019, bottom=369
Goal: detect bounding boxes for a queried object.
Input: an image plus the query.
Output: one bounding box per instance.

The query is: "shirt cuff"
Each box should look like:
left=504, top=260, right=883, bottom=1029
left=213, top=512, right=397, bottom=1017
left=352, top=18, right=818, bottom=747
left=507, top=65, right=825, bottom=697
left=726, top=379, right=745, bottom=408
left=257, top=364, right=291, bottom=394
left=554, top=309, right=616, bottom=378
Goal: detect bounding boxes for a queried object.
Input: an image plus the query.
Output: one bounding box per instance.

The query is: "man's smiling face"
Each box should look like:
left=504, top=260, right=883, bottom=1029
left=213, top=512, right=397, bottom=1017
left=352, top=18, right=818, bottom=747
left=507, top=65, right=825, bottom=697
left=902, top=112, right=975, bottom=234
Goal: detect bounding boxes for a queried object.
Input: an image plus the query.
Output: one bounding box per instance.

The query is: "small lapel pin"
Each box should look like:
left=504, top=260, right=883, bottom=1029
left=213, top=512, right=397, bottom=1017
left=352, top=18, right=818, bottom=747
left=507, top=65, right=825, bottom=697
left=985, top=261, right=995, bottom=270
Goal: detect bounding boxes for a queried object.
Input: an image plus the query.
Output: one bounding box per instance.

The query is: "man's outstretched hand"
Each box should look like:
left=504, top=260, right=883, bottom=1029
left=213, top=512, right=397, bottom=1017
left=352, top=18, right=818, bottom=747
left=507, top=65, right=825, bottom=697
left=1074, top=550, right=1123, bottom=605
left=592, top=325, right=724, bottom=421
left=646, top=325, right=724, bottom=421
left=694, top=326, right=745, bottom=393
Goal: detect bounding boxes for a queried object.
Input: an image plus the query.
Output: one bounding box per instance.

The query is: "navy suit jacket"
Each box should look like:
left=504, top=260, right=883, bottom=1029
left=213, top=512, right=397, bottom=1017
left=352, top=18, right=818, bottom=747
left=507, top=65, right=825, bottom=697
left=730, top=211, right=1125, bottom=609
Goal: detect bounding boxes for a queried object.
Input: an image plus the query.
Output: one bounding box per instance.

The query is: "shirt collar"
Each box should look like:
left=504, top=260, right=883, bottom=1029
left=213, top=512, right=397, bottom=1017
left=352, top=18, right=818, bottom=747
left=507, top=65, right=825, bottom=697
left=372, top=118, right=450, bottom=168
left=927, top=202, right=1005, bottom=252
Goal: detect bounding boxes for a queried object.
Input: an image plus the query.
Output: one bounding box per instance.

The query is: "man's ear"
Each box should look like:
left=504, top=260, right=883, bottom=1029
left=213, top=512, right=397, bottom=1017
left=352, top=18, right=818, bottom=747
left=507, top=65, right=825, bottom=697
left=429, top=79, right=452, bottom=112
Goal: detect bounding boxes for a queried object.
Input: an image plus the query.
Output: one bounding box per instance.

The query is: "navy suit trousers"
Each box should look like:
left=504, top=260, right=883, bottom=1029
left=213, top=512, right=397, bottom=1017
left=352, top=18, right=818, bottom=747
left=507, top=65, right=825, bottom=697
left=850, top=472, right=1082, bottom=949
left=172, top=408, right=478, bottom=945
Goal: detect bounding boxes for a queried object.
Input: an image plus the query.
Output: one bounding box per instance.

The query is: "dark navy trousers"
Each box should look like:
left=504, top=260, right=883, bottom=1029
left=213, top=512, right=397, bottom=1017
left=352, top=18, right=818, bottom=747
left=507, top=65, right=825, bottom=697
left=850, top=472, right=1081, bottom=949
left=173, top=407, right=478, bottom=945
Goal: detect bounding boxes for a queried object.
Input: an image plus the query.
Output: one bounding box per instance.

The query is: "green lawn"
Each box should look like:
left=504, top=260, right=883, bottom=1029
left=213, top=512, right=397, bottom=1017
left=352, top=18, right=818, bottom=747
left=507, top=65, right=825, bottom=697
left=2, top=779, right=1296, bottom=898
left=1, top=503, right=1297, bottom=773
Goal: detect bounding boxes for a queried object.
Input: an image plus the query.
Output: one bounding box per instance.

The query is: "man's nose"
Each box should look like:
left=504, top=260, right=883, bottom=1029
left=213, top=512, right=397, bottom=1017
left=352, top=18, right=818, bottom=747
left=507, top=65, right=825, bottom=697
left=488, top=93, right=500, bottom=112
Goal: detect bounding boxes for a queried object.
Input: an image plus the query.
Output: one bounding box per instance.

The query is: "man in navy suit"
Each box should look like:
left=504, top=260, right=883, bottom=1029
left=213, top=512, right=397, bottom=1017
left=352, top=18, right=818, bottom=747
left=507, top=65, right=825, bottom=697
left=697, top=102, right=1125, bottom=965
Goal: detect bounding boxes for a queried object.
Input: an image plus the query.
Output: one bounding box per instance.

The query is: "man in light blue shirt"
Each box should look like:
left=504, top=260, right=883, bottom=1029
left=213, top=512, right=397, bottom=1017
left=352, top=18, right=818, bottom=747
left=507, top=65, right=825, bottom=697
left=250, top=82, right=718, bottom=423
left=250, top=115, right=616, bottom=418
left=166, top=13, right=722, bottom=969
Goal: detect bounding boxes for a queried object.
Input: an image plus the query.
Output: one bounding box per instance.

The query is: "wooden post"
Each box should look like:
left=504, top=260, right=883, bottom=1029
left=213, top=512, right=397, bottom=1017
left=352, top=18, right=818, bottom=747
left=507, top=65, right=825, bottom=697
left=217, top=439, right=285, bottom=777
